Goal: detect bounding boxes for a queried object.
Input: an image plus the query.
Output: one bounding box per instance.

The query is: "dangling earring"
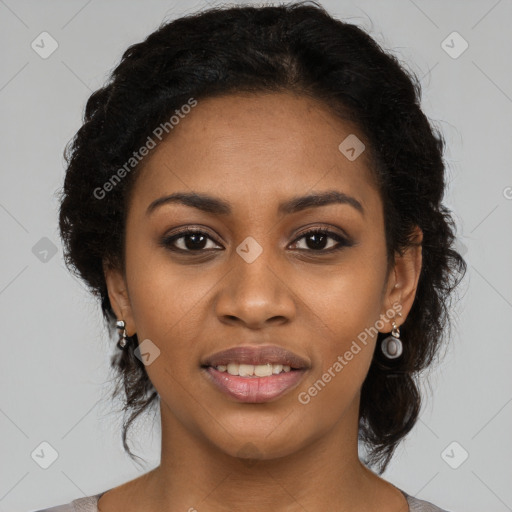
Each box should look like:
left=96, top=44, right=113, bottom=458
left=381, top=315, right=403, bottom=359
left=116, top=320, right=129, bottom=349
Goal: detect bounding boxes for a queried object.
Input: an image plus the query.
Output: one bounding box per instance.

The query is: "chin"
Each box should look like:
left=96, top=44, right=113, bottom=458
left=205, top=423, right=313, bottom=463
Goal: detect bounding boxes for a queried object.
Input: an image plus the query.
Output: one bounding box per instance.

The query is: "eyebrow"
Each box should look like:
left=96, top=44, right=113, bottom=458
left=146, top=190, right=365, bottom=217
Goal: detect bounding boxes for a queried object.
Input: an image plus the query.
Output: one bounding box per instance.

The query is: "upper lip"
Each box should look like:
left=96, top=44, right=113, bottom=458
left=201, top=345, right=310, bottom=369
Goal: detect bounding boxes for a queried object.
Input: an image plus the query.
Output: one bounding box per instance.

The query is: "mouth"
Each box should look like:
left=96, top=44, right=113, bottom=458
left=200, top=345, right=309, bottom=403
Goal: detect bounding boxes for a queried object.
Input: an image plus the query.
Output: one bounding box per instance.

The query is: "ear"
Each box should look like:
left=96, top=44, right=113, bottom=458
left=379, top=225, right=423, bottom=332
left=103, top=261, right=136, bottom=336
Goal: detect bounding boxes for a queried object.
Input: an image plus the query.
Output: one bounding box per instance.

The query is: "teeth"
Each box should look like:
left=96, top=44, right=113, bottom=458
left=217, top=363, right=293, bottom=377
left=272, top=364, right=283, bottom=374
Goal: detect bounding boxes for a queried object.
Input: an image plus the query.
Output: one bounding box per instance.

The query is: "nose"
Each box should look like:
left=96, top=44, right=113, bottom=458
left=214, top=247, right=297, bottom=329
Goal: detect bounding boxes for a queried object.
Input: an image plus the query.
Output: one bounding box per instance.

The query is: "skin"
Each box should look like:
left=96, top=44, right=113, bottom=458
left=101, top=91, right=423, bottom=512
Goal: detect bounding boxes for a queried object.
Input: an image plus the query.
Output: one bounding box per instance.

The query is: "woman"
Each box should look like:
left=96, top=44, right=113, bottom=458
left=35, top=2, right=466, bottom=511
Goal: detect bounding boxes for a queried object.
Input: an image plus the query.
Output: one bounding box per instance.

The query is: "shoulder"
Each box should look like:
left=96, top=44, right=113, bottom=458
left=402, top=489, right=453, bottom=512
left=31, top=493, right=103, bottom=512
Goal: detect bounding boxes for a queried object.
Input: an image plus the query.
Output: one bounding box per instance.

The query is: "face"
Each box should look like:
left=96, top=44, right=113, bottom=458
left=105, top=91, right=421, bottom=461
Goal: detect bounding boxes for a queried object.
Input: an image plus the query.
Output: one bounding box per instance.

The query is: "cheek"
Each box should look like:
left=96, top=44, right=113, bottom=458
left=124, top=232, right=213, bottom=340
left=305, top=254, right=386, bottom=343
left=296, top=300, right=379, bottom=426
left=296, top=257, right=386, bottom=408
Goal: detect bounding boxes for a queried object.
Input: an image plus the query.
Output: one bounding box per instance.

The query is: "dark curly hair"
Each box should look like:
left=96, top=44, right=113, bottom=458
left=58, top=0, right=467, bottom=473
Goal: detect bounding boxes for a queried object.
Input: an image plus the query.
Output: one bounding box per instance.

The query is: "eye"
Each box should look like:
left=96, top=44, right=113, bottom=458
left=289, top=228, right=350, bottom=253
left=160, top=228, right=222, bottom=252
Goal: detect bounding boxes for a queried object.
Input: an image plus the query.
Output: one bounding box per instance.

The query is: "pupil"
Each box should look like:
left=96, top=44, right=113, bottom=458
left=185, top=233, right=207, bottom=250
left=307, top=233, right=327, bottom=250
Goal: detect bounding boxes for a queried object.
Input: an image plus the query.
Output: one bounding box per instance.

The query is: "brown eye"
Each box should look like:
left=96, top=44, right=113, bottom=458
left=289, top=228, right=350, bottom=252
left=161, top=229, right=222, bottom=252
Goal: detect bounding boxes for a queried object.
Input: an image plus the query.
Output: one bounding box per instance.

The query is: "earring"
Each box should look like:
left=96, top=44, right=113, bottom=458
left=116, top=320, right=128, bottom=349
left=381, top=316, right=403, bottom=359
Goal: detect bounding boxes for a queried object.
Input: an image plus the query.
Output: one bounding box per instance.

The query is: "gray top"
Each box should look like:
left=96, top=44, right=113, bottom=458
left=32, top=487, right=452, bottom=511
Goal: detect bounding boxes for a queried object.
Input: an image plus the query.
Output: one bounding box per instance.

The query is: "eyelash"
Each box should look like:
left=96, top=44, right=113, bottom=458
left=160, top=227, right=351, bottom=255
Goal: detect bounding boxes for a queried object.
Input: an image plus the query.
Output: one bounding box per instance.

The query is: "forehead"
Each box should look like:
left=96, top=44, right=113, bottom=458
left=129, top=92, right=381, bottom=219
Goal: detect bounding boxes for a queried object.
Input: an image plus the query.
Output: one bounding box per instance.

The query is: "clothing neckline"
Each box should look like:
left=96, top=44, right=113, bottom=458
left=93, top=487, right=413, bottom=511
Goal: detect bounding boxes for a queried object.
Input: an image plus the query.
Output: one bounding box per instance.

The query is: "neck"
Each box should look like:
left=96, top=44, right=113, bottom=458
left=143, top=399, right=393, bottom=512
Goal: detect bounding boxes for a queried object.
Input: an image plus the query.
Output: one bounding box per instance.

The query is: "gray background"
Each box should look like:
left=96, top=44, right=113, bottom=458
left=1, top=0, right=511, bottom=511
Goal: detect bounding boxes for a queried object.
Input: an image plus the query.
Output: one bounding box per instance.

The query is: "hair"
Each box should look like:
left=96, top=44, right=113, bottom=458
left=58, top=0, right=467, bottom=473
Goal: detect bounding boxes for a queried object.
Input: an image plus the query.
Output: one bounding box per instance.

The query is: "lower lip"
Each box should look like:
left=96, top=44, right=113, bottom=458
left=203, top=367, right=306, bottom=403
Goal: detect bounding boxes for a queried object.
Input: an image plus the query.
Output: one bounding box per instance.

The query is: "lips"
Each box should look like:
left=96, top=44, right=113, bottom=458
left=201, top=345, right=310, bottom=403
left=201, top=345, right=310, bottom=369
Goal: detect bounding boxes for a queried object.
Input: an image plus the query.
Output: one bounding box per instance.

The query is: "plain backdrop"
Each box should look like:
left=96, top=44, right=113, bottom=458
left=1, top=1, right=511, bottom=511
